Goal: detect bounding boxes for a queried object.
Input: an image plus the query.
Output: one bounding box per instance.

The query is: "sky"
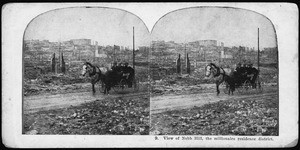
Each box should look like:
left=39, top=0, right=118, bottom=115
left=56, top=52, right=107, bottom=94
left=24, top=7, right=277, bottom=50
left=151, top=7, right=277, bottom=49
left=24, top=7, right=150, bottom=48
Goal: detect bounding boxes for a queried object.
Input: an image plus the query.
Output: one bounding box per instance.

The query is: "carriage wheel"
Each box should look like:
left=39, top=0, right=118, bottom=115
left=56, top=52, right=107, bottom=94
left=112, top=84, right=121, bottom=93
left=235, top=82, right=242, bottom=94
left=120, top=79, right=128, bottom=91
left=112, top=79, right=127, bottom=93
left=242, top=80, right=252, bottom=94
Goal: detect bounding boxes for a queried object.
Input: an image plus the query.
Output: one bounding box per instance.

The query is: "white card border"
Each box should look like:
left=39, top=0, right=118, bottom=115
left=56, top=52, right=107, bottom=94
left=2, top=2, right=298, bottom=148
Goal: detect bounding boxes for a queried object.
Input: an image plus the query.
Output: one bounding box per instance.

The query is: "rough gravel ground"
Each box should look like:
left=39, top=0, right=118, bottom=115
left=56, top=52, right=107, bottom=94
left=150, top=85, right=278, bottom=136
left=23, top=80, right=150, bottom=135
left=24, top=91, right=150, bottom=135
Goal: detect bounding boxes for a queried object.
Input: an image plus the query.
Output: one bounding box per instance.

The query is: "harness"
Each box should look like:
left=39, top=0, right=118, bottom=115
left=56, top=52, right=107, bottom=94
left=211, top=65, right=227, bottom=80
left=88, top=65, right=101, bottom=77
left=213, top=65, right=226, bottom=77
left=214, top=67, right=221, bottom=77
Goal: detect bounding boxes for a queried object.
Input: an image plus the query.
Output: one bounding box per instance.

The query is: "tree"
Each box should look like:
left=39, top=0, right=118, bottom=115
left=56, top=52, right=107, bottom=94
left=176, top=54, right=181, bottom=74
left=51, top=53, right=56, bottom=73
left=186, top=53, right=191, bottom=74
left=61, top=52, right=66, bottom=73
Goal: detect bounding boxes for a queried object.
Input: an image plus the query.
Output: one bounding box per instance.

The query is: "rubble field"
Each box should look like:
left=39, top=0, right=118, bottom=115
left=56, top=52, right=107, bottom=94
left=150, top=66, right=278, bottom=135
left=24, top=93, right=150, bottom=135
left=151, top=66, right=278, bottom=96
left=24, top=65, right=149, bottom=96
left=24, top=73, right=89, bottom=96
left=150, top=93, right=278, bottom=135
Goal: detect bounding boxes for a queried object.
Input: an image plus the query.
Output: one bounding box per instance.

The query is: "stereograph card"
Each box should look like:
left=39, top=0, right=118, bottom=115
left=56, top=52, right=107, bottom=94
left=2, top=3, right=298, bottom=148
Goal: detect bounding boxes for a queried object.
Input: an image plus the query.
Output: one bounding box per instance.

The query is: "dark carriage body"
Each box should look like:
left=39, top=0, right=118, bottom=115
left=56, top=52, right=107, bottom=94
left=105, top=65, right=136, bottom=92
left=223, top=66, right=260, bottom=94
left=233, top=66, right=259, bottom=88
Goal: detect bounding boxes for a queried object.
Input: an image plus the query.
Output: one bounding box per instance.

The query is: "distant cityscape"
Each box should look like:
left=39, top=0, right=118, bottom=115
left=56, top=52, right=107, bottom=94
left=24, top=38, right=277, bottom=74
left=24, top=38, right=150, bottom=69
left=150, top=39, right=278, bottom=69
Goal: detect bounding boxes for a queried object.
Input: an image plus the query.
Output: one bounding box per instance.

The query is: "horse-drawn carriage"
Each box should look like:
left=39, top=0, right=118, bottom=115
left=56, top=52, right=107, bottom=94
left=205, top=63, right=262, bottom=95
left=82, top=62, right=139, bottom=95
left=223, top=64, right=262, bottom=94
left=110, top=63, right=139, bottom=93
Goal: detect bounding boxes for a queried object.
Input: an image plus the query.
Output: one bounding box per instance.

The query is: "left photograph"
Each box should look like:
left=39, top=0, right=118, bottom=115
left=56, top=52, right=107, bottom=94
left=23, top=7, right=150, bottom=135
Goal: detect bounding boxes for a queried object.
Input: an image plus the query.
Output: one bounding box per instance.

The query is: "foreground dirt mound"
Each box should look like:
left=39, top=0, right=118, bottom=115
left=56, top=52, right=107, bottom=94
left=151, top=74, right=216, bottom=96
left=150, top=95, right=278, bottom=135
left=24, top=94, right=150, bottom=135
left=24, top=73, right=89, bottom=96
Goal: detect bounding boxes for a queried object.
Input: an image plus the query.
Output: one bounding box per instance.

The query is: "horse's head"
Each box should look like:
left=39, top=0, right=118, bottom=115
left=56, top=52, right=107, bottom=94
left=205, top=63, right=220, bottom=78
left=205, top=64, right=213, bottom=77
left=81, top=64, right=88, bottom=76
left=82, top=62, right=93, bottom=76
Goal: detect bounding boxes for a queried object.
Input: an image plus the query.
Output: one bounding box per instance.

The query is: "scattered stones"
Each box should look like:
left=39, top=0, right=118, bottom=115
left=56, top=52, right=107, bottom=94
left=25, top=130, right=38, bottom=135
left=151, top=97, right=278, bottom=135
left=23, top=94, right=150, bottom=135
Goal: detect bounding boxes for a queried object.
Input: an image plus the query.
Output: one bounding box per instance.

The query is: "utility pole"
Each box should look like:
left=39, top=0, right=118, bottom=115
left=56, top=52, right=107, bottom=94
left=257, top=28, right=260, bottom=71
left=184, top=44, right=187, bottom=73
left=219, top=47, right=221, bottom=65
left=257, top=28, right=261, bottom=88
left=133, top=26, right=136, bottom=88
left=133, top=27, right=135, bottom=71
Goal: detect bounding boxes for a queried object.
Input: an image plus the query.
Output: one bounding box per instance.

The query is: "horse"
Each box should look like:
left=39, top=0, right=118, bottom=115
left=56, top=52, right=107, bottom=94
left=81, top=62, right=108, bottom=94
left=205, top=63, right=234, bottom=95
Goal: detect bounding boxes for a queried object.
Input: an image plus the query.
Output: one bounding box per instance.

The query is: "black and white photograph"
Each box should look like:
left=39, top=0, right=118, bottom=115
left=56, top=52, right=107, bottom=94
left=150, top=7, right=278, bottom=135
left=2, top=3, right=298, bottom=148
left=22, top=7, right=150, bottom=135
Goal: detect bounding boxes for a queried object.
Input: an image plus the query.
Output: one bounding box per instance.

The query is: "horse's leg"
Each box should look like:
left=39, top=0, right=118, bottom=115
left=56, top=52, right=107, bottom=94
left=216, top=82, right=220, bottom=95
left=228, top=85, right=231, bottom=95
left=103, top=81, right=107, bottom=94
left=92, top=83, right=96, bottom=94
left=216, top=76, right=224, bottom=95
left=107, top=85, right=110, bottom=95
left=98, top=81, right=102, bottom=93
left=103, top=85, right=107, bottom=94
left=232, top=84, right=235, bottom=95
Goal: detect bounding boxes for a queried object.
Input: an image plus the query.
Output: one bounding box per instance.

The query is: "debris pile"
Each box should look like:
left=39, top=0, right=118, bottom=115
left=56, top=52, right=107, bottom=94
left=24, top=73, right=88, bottom=96
left=24, top=95, right=150, bottom=135
left=151, top=74, right=215, bottom=96
left=150, top=97, right=278, bottom=135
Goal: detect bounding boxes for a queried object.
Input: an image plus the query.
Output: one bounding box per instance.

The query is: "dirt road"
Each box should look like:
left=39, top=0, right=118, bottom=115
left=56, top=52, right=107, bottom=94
left=24, top=89, right=148, bottom=114
left=151, top=85, right=278, bottom=114
left=24, top=83, right=277, bottom=115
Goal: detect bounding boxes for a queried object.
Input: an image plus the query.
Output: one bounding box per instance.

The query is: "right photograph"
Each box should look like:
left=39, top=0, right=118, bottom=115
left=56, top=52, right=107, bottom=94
left=150, top=7, right=278, bottom=136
